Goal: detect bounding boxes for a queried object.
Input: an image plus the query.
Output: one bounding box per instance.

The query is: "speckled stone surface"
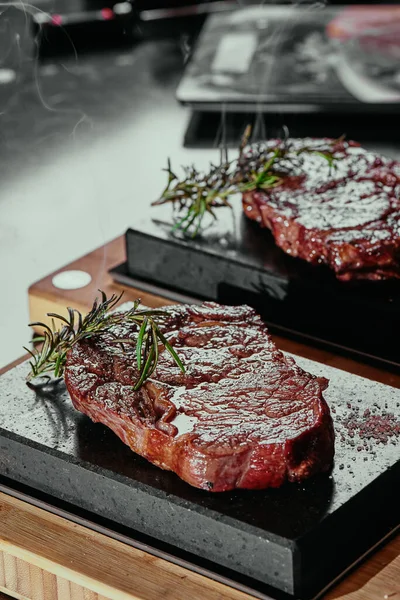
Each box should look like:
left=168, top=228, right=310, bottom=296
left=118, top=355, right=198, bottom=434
left=0, top=357, right=399, bottom=597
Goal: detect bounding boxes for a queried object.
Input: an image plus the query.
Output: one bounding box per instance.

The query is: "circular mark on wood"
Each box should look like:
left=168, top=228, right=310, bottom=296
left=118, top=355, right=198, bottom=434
left=52, top=270, right=92, bottom=290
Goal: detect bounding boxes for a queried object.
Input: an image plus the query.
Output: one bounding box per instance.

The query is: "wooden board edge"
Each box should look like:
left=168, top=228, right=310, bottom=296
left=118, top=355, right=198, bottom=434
left=0, top=493, right=253, bottom=600
left=0, top=540, right=135, bottom=600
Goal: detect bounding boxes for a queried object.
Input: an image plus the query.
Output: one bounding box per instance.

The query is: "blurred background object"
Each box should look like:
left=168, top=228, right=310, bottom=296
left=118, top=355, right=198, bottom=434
left=31, top=0, right=234, bottom=54
left=32, top=1, right=136, bottom=54
left=177, top=4, right=400, bottom=145
left=177, top=6, right=400, bottom=112
left=30, top=2, right=400, bottom=144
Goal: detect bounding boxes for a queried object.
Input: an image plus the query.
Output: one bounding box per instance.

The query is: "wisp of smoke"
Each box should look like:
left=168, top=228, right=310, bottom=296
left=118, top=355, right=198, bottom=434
left=0, top=1, right=93, bottom=139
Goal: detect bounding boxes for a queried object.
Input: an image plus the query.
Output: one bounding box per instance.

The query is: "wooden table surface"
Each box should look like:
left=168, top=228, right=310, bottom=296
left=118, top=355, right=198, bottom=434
left=0, top=235, right=398, bottom=600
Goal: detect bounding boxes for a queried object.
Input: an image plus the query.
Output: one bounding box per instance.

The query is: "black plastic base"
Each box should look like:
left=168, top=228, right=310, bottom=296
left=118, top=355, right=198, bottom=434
left=183, top=111, right=400, bottom=150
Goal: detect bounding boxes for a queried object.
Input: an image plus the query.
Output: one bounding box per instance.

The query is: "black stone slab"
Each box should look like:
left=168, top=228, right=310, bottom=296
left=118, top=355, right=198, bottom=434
left=0, top=357, right=399, bottom=598
left=123, top=205, right=400, bottom=370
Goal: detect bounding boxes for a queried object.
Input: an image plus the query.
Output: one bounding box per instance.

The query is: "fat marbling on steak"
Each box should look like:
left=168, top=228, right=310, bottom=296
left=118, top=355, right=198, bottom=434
left=64, top=303, right=334, bottom=492
left=243, top=138, right=400, bottom=280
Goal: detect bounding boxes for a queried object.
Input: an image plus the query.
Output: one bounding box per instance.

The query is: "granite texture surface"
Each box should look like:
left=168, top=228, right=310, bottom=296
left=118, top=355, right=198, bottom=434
left=0, top=357, right=399, bottom=597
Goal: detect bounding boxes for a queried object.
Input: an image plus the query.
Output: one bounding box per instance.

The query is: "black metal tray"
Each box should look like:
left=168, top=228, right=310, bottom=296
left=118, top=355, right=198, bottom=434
left=0, top=357, right=398, bottom=599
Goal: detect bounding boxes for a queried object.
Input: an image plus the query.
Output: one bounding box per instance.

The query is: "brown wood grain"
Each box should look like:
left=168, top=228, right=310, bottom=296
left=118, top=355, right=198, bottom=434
left=1, top=234, right=397, bottom=600
left=28, top=236, right=168, bottom=334
left=0, top=493, right=253, bottom=600
left=325, top=535, right=400, bottom=599
left=0, top=495, right=398, bottom=600
left=29, top=564, right=44, bottom=600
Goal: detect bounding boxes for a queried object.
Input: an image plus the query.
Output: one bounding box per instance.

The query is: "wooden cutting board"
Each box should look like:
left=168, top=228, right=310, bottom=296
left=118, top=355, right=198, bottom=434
left=0, top=491, right=251, bottom=600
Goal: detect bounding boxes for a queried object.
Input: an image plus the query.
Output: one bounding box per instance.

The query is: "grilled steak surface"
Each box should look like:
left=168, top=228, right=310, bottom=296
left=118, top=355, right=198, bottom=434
left=243, top=138, right=400, bottom=280
left=65, top=303, right=334, bottom=492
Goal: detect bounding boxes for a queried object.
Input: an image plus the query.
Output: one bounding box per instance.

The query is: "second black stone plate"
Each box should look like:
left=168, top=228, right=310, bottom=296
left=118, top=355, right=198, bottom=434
left=118, top=204, right=400, bottom=371
left=0, top=357, right=399, bottom=599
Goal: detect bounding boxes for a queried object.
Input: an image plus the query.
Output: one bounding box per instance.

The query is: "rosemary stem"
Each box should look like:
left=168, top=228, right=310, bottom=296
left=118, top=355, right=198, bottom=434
left=25, top=292, right=185, bottom=390
left=153, top=129, right=341, bottom=238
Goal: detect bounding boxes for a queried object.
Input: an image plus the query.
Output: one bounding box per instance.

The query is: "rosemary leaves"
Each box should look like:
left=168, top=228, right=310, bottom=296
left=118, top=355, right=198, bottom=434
left=152, top=128, right=342, bottom=237
left=25, top=291, right=185, bottom=391
left=153, top=156, right=236, bottom=238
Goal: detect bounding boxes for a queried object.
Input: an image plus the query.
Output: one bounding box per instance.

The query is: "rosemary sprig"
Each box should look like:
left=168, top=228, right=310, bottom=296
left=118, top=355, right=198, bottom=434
left=152, top=127, right=343, bottom=237
left=25, top=291, right=185, bottom=391
left=153, top=155, right=235, bottom=238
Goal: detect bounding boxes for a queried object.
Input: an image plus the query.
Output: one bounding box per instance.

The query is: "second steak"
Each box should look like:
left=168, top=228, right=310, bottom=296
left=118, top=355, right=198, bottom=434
left=243, top=138, right=400, bottom=281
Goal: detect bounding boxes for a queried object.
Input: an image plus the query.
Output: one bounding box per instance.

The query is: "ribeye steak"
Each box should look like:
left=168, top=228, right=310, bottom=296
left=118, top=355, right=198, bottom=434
left=65, top=302, right=335, bottom=492
left=243, top=138, right=400, bottom=280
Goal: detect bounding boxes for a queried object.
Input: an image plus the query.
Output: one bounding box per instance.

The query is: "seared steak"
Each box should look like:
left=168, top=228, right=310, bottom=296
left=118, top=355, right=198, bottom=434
left=243, top=138, right=400, bottom=280
left=65, top=303, right=334, bottom=492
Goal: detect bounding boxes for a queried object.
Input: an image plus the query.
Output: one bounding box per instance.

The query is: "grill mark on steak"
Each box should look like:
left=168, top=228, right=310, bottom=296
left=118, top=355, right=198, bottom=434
left=65, top=303, right=335, bottom=492
left=243, top=138, right=400, bottom=280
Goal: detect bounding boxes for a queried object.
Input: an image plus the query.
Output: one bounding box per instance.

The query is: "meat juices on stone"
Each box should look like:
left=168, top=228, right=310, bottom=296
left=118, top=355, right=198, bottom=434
left=243, top=138, right=400, bottom=281
left=65, top=303, right=334, bottom=492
